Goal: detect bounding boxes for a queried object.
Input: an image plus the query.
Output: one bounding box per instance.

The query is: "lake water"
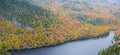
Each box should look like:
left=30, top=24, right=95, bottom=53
left=11, top=31, right=115, bottom=55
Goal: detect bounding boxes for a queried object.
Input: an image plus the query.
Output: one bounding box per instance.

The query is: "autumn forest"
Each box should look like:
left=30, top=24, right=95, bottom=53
left=0, top=0, right=120, bottom=55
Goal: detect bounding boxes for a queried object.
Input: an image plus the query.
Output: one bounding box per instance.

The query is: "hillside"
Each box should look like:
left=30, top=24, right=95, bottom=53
left=31, top=0, right=120, bottom=25
left=99, top=43, right=120, bottom=55
left=0, top=0, right=59, bottom=28
left=0, top=0, right=120, bottom=55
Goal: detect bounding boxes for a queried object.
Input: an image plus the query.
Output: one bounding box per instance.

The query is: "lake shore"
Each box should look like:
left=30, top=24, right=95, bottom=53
left=10, top=31, right=110, bottom=51
left=11, top=31, right=115, bottom=55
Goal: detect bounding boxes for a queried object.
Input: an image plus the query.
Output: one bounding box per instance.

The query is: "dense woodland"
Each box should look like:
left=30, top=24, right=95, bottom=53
left=99, top=43, right=120, bottom=55
left=0, top=0, right=120, bottom=55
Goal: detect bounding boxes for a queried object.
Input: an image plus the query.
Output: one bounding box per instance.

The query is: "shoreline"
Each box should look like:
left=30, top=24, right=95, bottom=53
left=9, top=31, right=110, bottom=51
left=112, top=38, right=120, bottom=44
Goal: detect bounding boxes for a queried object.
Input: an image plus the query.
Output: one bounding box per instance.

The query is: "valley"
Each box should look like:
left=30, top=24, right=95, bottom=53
left=0, top=0, right=120, bottom=55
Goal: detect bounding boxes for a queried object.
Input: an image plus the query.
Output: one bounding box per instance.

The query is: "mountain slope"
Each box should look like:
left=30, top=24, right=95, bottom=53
left=31, top=0, right=120, bottom=25
left=0, top=0, right=120, bottom=55
left=0, top=0, right=60, bottom=28
left=99, top=43, right=120, bottom=55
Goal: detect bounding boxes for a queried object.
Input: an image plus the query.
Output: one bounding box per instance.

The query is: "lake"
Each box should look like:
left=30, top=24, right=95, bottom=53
left=11, top=31, right=115, bottom=55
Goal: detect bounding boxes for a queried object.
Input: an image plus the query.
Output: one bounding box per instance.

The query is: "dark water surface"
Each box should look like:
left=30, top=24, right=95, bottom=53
left=11, top=31, right=115, bottom=55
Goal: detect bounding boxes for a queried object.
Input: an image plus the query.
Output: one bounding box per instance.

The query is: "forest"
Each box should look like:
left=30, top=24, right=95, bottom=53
left=0, top=0, right=120, bottom=55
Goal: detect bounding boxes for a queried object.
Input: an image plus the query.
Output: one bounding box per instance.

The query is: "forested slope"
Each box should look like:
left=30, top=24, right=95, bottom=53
left=31, top=0, right=120, bottom=25
left=99, top=44, right=120, bottom=55
left=0, top=0, right=59, bottom=28
left=0, top=0, right=120, bottom=55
